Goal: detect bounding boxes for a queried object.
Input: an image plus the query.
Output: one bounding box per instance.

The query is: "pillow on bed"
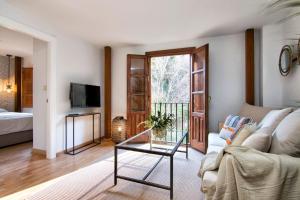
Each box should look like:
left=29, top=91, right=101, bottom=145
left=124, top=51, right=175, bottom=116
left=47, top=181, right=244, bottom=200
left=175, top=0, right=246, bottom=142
left=0, top=108, right=8, bottom=112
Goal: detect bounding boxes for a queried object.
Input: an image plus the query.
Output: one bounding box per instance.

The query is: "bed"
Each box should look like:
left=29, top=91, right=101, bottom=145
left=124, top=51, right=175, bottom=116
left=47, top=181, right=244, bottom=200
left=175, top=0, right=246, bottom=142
left=0, top=110, right=33, bottom=148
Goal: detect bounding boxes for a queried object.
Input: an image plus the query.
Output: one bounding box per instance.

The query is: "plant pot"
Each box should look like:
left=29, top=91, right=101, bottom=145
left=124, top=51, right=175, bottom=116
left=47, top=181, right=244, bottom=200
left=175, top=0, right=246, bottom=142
left=152, top=128, right=167, bottom=139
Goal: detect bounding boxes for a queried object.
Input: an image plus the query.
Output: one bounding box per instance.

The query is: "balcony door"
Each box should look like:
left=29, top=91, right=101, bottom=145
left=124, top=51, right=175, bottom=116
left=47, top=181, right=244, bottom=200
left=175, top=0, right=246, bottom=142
left=190, top=44, right=209, bottom=153
left=126, top=46, right=209, bottom=152
left=127, top=55, right=150, bottom=140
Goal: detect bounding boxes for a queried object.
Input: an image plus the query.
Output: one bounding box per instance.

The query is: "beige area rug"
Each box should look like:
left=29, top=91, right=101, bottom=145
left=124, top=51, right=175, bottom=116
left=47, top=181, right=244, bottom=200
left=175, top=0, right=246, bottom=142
left=10, top=148, right=204, bottom=200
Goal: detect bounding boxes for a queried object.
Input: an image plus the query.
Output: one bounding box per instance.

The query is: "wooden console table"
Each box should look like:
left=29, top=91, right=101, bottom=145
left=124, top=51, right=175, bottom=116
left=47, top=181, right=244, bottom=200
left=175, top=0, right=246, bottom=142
left=65, top=112, right=101, bottom=155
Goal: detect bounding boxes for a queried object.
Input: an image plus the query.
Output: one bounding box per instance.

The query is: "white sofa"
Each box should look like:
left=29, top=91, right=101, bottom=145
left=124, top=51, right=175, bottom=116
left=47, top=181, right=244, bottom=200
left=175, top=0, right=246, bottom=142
left=206, top=103, right=272, bottom=154
left=202, top=103, right=283, bottom=199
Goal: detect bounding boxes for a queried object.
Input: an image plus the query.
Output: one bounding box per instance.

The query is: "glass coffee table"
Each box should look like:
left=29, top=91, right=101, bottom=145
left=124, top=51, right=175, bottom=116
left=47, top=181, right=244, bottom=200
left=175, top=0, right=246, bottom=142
left=114, top=129, right=188, bottom=199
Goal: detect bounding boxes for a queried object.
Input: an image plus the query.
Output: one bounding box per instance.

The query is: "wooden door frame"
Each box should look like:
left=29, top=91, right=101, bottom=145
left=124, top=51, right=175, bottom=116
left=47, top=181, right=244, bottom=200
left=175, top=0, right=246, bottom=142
left=146, top=47, right=196, bottom=115
left=0, top=15, right=57, bottom=159
left=146, top=47, right=195, bottom=58
left=146, top=47, right=196, bottom=143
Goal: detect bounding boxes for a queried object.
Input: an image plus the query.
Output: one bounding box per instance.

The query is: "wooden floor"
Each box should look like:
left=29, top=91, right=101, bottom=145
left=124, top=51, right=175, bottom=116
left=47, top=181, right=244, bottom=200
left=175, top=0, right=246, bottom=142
left=0, top=140, right=114, bottom=198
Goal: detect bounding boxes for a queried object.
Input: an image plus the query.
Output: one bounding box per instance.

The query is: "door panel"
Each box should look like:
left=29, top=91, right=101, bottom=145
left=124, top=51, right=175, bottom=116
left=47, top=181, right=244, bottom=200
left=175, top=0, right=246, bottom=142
left=190, top=44, right=209, bottom=153
left=127, top=55, right=150, bottom=141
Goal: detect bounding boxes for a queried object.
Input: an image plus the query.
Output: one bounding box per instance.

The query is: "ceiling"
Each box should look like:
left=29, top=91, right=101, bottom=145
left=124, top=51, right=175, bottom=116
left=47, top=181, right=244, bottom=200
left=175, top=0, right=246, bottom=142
left=1, top=0, right=298, bottom=46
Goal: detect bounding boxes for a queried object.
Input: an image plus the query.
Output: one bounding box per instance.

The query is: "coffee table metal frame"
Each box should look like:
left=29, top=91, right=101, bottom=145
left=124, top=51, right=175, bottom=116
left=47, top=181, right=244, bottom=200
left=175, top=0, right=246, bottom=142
left=114, top=129, right=188, bottom=199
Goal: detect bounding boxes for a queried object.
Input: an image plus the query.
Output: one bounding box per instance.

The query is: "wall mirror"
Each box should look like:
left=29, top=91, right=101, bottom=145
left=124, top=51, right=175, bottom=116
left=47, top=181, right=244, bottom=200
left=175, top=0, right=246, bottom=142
left=279, top=45, right=292, bottom=76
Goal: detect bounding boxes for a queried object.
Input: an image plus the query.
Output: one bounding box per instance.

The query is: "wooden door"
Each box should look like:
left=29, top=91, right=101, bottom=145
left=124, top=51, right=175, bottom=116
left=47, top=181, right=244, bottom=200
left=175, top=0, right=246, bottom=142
left=127, top=55, right=150, bottom=140
left=190, top=44, right=209, bottom=153
left=22, top=68, right=33, bottom=108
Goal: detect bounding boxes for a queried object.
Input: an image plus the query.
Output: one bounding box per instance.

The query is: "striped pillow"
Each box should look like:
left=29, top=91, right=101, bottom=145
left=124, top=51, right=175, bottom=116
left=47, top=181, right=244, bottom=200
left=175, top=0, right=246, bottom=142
left=219, top=115, right=251, bottom=144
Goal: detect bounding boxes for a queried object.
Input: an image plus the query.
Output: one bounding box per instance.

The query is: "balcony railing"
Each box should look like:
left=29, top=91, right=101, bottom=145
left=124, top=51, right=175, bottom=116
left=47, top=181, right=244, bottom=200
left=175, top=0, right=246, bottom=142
left=151, top=103, right=190, bottom=143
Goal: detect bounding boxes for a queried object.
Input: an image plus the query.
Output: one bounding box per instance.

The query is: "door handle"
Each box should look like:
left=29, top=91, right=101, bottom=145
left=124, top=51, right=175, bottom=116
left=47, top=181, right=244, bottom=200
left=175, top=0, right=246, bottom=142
left=208, top=96, right=212, bottom=103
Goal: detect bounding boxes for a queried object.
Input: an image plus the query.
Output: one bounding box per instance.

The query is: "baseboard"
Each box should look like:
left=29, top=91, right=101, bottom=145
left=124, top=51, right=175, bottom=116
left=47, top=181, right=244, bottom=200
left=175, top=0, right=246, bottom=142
left=32, top=148, right=46, bottom=156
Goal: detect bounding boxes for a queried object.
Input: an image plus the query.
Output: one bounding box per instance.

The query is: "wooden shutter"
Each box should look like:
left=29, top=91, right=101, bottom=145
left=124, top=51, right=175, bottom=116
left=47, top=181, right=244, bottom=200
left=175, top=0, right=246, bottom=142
left=190, top=44, right=209, bottom=153
left=127, top=55, right=150, bottom=140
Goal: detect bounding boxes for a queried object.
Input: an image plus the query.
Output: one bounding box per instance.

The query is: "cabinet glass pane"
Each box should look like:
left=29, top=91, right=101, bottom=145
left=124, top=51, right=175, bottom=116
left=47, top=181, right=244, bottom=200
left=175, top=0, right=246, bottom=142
left=131, top=58, right=145, bottom=75
left=131, top=95, right=145, bottom=111
left=131, top=77, right=145, bottom=93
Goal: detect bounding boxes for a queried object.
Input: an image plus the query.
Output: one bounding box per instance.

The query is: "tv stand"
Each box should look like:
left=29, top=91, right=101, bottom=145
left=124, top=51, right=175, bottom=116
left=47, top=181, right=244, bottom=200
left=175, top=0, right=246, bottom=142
left=65, top=112, right=101, bottom=155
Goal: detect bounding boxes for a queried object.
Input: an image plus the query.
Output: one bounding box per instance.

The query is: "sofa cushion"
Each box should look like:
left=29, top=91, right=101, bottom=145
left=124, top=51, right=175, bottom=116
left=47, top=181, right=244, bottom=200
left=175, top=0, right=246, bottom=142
left=207, top=133, right=226, bottom=153
left=231, top=123, right=256, bottom=146
left=207, top=145, right=224, bottom=154
left=269, top=109, right=300, bottom=157
left=219, top=115, right=251, bottom=144
left=238, top=103, right=273, bottom=123
left=242, top=127, right=273, bottom=152
left=258, top=108, right=293, bottom=131
left=208, top=133, right=227, bottom=147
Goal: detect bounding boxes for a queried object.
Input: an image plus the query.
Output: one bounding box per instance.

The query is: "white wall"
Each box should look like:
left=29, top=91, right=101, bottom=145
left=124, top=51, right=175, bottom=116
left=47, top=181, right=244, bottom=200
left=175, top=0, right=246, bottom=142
left=23, top=56, right=33, bottom=68
left=112, top=33, right=246, bottom=132
left=0, top=2, right=104, bottom=153
left=55, top=36, right=103, bottom=151
left=0, top=26, right=33, bottom=57
left=32, top=39, right=47, bottom=150
left=262, top=15, right=300, bottom=108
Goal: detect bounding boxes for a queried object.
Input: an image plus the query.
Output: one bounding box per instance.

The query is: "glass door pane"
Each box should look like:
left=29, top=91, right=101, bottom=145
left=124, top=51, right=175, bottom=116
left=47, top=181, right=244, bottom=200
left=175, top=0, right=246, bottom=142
left=130, top=58, right=145, bottom=75
left=130, top=77, right=145, bottom=94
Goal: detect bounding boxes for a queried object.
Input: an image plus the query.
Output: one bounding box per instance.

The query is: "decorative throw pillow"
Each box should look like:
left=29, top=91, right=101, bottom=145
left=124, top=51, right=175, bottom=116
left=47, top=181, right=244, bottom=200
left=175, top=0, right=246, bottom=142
left=231, top=123, right=257, bottom=146
left=269, top=109, right=300, bottom=157
left=242, top=127, right=273, bottom=152
left=219, top=115, right=251, bottom=145
left=257, top=108, right=293, bottom=131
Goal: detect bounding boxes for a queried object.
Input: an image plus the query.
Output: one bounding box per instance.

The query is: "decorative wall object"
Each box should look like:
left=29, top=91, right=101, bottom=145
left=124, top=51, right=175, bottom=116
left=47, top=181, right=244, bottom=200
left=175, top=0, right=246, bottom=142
left=279, top=45, right=293, bottom=76
left=278, top=36, right=300, bottom=76
left=112, top=116, right=127, bottom=143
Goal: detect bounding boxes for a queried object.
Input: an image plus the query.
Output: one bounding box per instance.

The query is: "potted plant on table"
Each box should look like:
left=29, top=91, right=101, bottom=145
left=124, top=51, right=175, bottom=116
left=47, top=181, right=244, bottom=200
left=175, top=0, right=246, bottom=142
left=139, top=111, right=174, bottom=139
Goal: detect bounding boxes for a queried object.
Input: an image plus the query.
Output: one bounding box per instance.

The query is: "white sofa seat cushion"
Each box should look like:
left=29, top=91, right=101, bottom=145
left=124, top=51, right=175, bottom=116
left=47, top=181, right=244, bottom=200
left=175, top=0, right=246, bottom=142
left=207, top=145, right=224, bottom=154
left=208, top=133, right=226, bottom=147
left=207, top=133, right=227, bottom=153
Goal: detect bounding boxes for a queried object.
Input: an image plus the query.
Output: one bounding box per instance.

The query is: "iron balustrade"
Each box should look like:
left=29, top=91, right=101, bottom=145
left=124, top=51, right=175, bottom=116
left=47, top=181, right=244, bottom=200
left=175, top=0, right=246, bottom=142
left=151, top=102, right=190, bottom=144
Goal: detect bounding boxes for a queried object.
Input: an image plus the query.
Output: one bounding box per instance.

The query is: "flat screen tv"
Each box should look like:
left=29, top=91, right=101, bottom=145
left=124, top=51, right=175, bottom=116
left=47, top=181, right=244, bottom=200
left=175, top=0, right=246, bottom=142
left=70, top=83, right=101, bottom=108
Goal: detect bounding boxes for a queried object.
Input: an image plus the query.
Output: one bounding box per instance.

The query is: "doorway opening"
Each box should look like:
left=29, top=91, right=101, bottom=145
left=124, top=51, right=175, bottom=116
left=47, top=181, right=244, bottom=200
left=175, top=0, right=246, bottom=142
left=127, top=45, right=209, bottom=153
left=150, top=54, right=190, bottom=143
left=0, top=16, right=57, bottom=159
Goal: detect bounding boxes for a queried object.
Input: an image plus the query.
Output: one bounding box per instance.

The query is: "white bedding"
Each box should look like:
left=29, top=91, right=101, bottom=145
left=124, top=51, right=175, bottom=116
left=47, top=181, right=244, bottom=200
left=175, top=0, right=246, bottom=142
left=0, top=112, right=33, bottom=136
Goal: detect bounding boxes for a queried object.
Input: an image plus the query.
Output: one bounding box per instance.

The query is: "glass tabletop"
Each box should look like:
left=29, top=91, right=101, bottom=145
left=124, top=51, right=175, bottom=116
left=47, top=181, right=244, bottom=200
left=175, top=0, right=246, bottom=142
left=116, top=129, right=188, bottom=156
